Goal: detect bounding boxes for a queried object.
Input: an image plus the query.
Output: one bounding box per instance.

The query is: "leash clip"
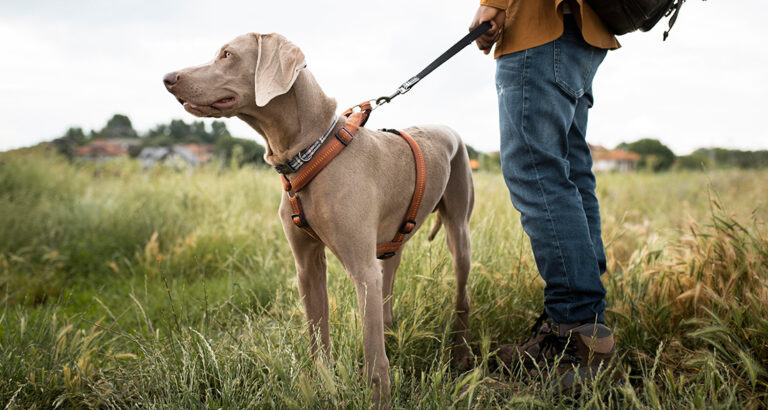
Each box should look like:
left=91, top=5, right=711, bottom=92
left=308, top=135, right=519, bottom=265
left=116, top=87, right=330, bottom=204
left=374, top=95, right=393, bottom=108
left=372, top=75, right=421, bottom=111
left=398, top=76, right=420, bottom=95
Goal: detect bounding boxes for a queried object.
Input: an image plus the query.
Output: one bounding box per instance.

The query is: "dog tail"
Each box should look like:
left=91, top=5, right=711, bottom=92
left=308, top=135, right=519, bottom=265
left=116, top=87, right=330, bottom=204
left=427, top=213, right=442, bottom=241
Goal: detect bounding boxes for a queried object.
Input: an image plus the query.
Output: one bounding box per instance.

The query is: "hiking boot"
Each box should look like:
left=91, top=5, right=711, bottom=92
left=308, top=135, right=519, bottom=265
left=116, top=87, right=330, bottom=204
left=495, top=312, right=619, bottom=391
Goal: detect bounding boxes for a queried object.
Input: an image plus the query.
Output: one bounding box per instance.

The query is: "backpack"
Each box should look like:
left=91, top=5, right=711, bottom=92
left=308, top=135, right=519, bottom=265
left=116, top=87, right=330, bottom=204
left=585, top=0, right=688, bottom=40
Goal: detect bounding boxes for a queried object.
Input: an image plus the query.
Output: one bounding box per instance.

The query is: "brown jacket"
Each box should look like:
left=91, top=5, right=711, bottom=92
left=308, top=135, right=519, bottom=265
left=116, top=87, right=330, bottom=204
left=480, top=0, right=620, bottom=57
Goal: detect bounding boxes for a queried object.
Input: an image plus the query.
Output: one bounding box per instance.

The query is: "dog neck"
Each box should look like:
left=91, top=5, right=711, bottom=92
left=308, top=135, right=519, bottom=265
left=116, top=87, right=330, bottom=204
left=237, top=70, right=338, bottom=167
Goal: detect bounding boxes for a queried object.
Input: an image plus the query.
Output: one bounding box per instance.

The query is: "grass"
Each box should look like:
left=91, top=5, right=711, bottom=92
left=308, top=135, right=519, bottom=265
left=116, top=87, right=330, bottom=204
left=1, top=147, right=767, bottom=408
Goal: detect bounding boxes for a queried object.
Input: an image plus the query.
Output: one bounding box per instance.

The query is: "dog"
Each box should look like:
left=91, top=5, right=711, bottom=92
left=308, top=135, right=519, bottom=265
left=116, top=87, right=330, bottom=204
left=163, top=32, right=474, bottom=408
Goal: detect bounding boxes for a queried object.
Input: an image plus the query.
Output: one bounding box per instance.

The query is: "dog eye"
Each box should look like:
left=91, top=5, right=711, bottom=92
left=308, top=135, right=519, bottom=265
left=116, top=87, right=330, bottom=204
left=223, top=51, right=232, bottom=58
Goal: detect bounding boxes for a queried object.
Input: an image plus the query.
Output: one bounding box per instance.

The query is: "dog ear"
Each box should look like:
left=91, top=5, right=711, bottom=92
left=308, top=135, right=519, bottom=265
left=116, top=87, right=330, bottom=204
left=254, top=33, right=307, bottom=107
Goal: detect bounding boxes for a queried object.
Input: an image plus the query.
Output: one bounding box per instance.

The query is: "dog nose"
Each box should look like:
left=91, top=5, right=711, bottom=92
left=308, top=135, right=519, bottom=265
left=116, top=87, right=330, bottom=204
left=163, top=72, right=179, bottom=89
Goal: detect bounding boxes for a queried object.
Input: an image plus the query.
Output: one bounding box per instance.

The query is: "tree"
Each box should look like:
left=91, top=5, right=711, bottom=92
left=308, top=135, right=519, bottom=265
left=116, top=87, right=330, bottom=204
left=215, top=135, right=266, bottom=166
left=146, top=123, right=169, bottom=138
left=620, top=138, right=676, bottom=172
left=674, top=153, right=710, bottom=170
left=676, top=148, right=768, bottom=170
left=168, top=119, right=192, bottom=141
left=52, top=114, right=267, bottom=167
left=211, top=121, right=231, bottom=139
left=63, top=127, right=87, bottom=145
left=465, top=144, right=480, bottom=160
left=143, top=119, right=231, bottom=145
left=53, top=127, right=88, bottom=158
left=98, top=114, right=138, bottom=139
left=189, top=121, right=210, bottom=143
left=464, top=144, right=501, bottom=172
left=481, top=151, right=502, bottom=172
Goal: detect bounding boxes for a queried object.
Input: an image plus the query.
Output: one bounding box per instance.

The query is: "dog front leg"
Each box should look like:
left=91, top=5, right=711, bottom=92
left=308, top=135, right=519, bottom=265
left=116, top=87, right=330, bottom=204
left=380, top=251, right=403, bottom=331
left=349, top=262, right=391, bottom=409
left=285, top=229, right=331, bottom=361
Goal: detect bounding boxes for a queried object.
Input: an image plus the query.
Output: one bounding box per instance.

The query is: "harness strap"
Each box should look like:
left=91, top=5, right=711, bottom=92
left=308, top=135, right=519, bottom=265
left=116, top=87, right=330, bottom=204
left=285, top=123, right=353, bottom=192
left=284, top=106, right=369, bottom=193
left=280, top=101, right=426, bottom=260
left=375, top=129, right=427, bottom=259
left=287, top=194, right=319, bottom=240
left=280, top=103, right=371, bottom=242
left=341, top=101, right=372, bottom=128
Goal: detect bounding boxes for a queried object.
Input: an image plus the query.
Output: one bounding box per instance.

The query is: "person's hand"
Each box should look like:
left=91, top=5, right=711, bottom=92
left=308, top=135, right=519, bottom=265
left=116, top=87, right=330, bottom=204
left=470, top=5, right=506, bottom=55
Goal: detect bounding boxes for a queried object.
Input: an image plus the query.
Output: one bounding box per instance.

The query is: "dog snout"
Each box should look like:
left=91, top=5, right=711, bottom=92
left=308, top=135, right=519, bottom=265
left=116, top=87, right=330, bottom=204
left=163, top=72, right=180, bottom=89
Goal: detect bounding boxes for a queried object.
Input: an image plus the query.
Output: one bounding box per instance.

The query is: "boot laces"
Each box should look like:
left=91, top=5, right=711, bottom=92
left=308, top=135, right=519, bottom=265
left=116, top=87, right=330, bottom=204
left=525, top=311, right=580, bottom=365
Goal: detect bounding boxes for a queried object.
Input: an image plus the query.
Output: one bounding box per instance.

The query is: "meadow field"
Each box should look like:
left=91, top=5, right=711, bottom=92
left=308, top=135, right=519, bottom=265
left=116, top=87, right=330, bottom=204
left=1, top=148, right=767, bottom=408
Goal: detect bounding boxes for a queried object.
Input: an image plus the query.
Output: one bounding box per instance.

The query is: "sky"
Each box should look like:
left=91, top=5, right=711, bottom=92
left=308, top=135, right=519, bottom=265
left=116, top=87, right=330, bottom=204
left=1, top=0, right=766, bottom=155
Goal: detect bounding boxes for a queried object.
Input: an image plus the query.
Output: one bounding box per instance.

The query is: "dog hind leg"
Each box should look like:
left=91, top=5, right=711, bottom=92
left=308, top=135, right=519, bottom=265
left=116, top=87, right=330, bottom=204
left=438, top=144, right=475, bottom=369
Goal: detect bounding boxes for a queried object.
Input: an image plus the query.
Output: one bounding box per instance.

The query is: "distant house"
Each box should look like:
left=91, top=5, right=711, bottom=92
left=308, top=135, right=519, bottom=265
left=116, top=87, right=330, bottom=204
left=175, top=144, right=215, bottom=164
left=138, top=147, right=171, bottom=167
left=590, top=144, right=641, bottom=172
left=138, top=144, right=216, bottom=168
left=74, top=138, right=140, bottom=160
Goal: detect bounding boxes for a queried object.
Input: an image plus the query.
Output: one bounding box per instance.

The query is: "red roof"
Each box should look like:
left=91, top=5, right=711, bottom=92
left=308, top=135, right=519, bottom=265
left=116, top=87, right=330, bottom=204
left=75, top=139, right=130, bottom=157
left=589, top=144, right=640, bottom=161
left=593, top=150, right=641, bottom=161
left=175, top=144, right=216, bottom=163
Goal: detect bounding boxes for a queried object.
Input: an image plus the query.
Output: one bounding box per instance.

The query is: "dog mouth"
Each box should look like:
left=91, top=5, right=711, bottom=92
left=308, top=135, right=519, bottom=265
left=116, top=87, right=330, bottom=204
left=177, top=96, right=238, bottom=113
left=211, top=96, right=237, bottom=108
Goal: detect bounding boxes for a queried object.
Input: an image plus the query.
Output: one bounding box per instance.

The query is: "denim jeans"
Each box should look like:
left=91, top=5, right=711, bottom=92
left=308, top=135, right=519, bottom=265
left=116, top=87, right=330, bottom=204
left=495, top=16, right=608, bottom=324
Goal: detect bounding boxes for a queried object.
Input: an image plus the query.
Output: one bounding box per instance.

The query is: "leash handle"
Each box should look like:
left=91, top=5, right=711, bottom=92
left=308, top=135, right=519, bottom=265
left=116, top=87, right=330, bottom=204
left=373, top=21, right=493, bottom=107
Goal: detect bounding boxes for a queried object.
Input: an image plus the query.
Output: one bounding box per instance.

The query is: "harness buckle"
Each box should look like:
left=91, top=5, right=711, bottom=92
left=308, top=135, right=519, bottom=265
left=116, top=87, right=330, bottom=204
left=291, top=213, right=309, bottom=228
left=336, top=128, right=354, bottom=146
left=274, top=163, right=295, bottom=175
left=377, top=252, right=396, bottom=260
left=381, top=128, right=402, bottom=136
left=399, top=219, right=417, bottom=235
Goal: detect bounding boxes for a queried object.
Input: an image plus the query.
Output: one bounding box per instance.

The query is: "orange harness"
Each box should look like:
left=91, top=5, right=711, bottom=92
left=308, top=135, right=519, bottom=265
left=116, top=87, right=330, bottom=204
left=279, top=101, right=427, bottom=259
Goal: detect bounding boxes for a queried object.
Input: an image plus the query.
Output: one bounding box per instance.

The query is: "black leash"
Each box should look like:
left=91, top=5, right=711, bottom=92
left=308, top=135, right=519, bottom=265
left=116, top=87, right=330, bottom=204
left=368, top=21, right=493, bottom=110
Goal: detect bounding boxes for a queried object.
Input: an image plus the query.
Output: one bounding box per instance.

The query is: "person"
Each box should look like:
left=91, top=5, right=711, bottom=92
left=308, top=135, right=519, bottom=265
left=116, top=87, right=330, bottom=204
left=469, top=0, right=620, bottom=387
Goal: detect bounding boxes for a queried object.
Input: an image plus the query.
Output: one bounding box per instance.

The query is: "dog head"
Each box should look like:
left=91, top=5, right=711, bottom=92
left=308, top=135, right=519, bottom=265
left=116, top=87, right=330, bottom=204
left=163, top=33, right=306, bottom=118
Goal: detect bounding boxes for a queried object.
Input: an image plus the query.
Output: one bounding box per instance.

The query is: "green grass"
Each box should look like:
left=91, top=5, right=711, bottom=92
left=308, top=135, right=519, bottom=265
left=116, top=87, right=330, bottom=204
left=1, top=147, right=767, bottom=408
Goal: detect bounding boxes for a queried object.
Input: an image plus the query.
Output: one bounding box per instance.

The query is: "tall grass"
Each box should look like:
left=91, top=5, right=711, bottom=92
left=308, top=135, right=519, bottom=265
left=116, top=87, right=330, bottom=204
left=1, top=149, right=766, bottom=408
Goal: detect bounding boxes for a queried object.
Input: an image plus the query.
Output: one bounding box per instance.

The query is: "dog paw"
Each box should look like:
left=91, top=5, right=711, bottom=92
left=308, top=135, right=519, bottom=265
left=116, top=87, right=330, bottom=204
left=453, top=346, right=477, bottom=371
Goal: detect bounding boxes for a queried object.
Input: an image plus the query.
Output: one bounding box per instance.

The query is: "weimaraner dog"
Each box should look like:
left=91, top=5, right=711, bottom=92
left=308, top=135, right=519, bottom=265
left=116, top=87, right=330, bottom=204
left=163, top=33, right=474, bottom=408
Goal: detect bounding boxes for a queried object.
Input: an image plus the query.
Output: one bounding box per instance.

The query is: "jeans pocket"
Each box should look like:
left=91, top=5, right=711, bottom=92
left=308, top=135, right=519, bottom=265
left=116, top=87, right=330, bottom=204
left=553, top=39, right=607, bottom=100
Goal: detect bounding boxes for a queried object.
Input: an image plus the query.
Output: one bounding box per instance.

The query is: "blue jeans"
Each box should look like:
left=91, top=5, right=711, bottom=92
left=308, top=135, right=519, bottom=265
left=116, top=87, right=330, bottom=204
left=495, top=16, right=607, bottom=324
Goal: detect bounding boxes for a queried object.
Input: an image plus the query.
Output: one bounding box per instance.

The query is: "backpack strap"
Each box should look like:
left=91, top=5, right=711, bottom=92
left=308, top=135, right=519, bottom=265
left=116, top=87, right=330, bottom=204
left=663, top=0, right=685, bottom=40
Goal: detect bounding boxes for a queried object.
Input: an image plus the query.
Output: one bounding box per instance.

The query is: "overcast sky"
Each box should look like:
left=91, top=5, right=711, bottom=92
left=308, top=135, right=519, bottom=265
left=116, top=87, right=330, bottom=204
left=1, top=0, right=766, bottom=155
